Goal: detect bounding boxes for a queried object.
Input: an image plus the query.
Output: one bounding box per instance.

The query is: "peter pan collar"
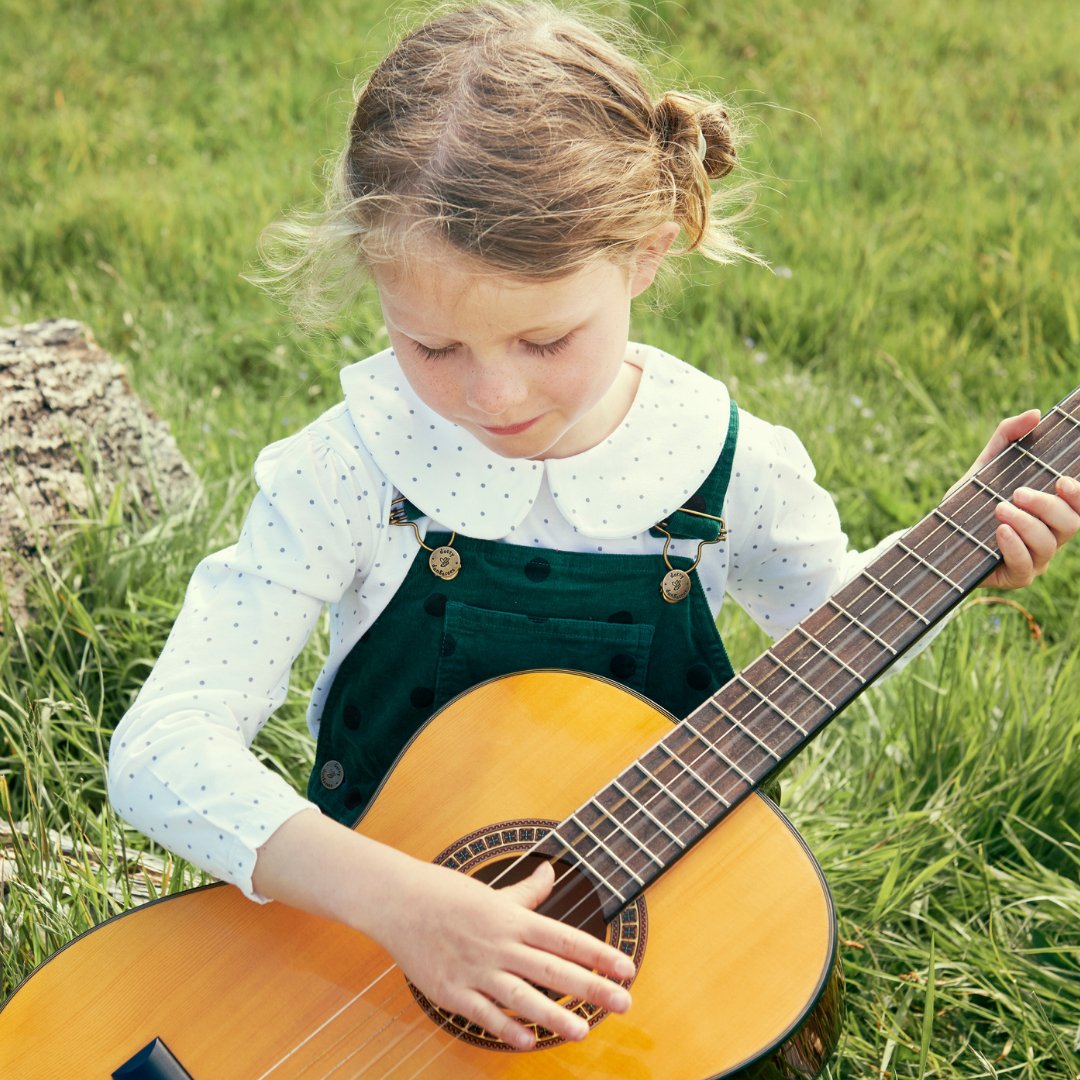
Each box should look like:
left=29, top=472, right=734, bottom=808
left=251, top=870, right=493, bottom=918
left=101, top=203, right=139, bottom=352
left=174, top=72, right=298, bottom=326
left=340, top=344, right=732, bottom=540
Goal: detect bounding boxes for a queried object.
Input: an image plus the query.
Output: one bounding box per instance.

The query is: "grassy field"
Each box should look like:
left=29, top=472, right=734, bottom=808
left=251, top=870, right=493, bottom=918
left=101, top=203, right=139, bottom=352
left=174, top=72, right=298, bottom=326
left=2, top=0, right=1078, bottom=1075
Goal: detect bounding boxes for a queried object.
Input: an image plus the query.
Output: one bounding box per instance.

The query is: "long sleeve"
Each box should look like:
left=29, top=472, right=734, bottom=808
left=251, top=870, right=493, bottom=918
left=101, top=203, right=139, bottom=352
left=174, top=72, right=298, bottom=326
left=108, top=423, right=378, bottom=898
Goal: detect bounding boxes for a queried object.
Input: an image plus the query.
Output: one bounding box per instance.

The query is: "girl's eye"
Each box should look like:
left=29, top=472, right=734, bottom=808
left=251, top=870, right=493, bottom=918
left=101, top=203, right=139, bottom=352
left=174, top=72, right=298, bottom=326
left=413, top=341, right=458, bottom=360
left=523, top=333, right=573, bottom=357
left=412, top=333, right=574, bottom=360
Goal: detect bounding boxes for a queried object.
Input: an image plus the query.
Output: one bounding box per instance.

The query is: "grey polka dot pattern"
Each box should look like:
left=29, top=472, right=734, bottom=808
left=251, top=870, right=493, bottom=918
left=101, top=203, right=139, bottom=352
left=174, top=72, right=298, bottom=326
left=108, top=342, right=944, bottom=901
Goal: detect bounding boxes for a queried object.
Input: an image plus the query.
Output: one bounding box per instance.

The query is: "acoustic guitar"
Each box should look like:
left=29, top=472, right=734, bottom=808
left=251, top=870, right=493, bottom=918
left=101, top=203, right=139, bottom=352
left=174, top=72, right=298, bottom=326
left=2, top=390, right=1076, bottom=1079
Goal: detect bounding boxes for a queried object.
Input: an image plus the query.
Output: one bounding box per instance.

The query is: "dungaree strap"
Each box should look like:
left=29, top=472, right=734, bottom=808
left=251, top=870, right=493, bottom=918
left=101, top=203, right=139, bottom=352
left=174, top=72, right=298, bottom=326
left=650, top=398, right=739, bottom=541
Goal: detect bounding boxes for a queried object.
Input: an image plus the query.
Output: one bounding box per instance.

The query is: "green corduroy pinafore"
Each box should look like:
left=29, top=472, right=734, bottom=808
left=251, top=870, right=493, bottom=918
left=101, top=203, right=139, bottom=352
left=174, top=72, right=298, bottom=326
left=309, top=402, right=742, bottom=824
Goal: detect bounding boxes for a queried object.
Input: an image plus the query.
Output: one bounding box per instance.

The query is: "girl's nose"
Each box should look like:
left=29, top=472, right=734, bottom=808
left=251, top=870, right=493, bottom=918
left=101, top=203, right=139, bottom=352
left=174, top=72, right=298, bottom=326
left=464, top=360, right=529, bottom=417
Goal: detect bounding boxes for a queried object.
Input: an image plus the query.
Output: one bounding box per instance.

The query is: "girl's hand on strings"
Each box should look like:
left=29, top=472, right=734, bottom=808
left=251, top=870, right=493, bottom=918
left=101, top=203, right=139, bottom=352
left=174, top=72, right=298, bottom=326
left=961, top=411, right=1080, bottom=590
left=367, top=856, right=634, bottom=1050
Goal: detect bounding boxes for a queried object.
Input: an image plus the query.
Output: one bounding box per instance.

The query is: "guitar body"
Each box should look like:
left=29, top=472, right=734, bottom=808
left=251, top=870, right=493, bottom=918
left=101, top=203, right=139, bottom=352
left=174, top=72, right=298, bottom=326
left=0, top=671, right=841, bottom=1079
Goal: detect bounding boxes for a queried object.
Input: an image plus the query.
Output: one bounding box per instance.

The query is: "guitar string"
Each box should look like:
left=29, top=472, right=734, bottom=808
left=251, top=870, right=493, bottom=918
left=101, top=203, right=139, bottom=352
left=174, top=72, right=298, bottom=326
left=432, top=407, right=1080, bottom=938
left=331, top=1012, right=435, bottom=1080
left=312, top=409, right=1080, bottom=1080
left=339, top=410, right=1080, bottom=1079
left=272, top=978, right=430, bottom=1080
left=251, top=967, right=403, bottom=1080
left=307, top=410, right=1080, bottom=1080
left=498, top=408, right=1080, bottom=931
left=341, top=414, right=1080, bottom=1080
left=257, top=407, right=1077, bottom=1078
left=294, top=409, right=1078, bottom=1079
left=363, top=409, right=1080, bottom=1080
left=351, top=408, right=1080, bottom=1080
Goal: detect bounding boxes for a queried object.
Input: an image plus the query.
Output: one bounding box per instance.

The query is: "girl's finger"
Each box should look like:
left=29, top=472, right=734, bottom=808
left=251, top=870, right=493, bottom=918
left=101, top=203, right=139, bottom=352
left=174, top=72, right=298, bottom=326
left=488, top=972, right=591, bottom=1043
left=525, top=915, right=636, bottom=982
left=997, top=501, right=1060, bottom=574
left=1052, top=475, right=1080, bottom=533
left=452, top=988, right=540, bottom=1051
left=1013, top=485, right=1080, bottom=548
left=508, top=946, right=632, bottom=1015
left=498, top=860, right=555, bottom=910
left=985, top=524, right=1035, bottom=589
left=971, top=410, right=1041, bottom=471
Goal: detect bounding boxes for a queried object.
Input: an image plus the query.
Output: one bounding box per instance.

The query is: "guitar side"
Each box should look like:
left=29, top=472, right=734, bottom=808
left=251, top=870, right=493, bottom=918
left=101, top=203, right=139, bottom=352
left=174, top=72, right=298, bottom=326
left=0, top=670, right=840, bottom=1079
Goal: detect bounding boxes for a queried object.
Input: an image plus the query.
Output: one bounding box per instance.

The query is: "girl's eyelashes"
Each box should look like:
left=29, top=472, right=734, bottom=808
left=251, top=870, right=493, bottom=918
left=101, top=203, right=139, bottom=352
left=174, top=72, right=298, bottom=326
left=411, top=332, right=575, bottom=361
left=412, top=341, right=457, bottom=360
left=523, top=332, right=574, bottom=357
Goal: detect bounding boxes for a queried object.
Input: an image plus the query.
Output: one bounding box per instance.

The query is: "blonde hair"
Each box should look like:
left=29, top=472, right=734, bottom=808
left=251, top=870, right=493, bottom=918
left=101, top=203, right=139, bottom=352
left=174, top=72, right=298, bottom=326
left=254, top=0, right=757, bottom=325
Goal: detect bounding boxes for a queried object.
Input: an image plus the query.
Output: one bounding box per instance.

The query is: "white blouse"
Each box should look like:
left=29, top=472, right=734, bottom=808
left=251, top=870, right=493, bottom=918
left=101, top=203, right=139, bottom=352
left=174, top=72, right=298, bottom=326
left=108, top=344, right=913, bottom=898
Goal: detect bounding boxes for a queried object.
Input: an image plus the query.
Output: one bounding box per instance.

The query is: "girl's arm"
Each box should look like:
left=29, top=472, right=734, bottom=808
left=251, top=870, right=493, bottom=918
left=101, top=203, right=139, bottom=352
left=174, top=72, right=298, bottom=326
left=109, top=425, right=367, bottom=892
left=110, top=421, right=633, bottom=1045
left=251, top=808, right=634, bottom=1050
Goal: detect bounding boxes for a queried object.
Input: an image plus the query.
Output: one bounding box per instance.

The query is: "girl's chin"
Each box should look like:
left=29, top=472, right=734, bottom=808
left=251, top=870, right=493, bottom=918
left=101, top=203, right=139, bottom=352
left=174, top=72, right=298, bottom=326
left=475, top=427, right=565, bottom=461
left=465, top=414, right=600, bottom=461
left=480, top=415, right=543, bottom=438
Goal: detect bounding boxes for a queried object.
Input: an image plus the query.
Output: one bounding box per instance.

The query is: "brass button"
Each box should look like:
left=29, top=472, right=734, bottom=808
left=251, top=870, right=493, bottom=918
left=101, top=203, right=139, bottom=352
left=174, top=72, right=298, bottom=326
left=320, top=760, right=345, bottom=790
left=661, top=568, right=692, bottom=603
left=428, top=546, right=461, bottom=580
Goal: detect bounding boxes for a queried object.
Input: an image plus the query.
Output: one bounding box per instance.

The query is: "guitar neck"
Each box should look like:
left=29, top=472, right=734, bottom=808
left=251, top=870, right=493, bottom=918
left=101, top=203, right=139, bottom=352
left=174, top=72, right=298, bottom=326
left=536, top=388, right=1080, bottom=918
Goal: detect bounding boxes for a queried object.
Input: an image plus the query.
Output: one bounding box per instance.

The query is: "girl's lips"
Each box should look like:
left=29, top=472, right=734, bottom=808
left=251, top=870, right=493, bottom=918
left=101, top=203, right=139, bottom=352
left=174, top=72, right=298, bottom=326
left=481, top=415, right=543, bottom=436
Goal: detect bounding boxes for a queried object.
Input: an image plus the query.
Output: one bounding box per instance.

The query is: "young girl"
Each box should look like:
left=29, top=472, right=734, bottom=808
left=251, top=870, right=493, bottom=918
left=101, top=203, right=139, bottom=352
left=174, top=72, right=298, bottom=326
left=108, top=0, right=1080, bottom=1053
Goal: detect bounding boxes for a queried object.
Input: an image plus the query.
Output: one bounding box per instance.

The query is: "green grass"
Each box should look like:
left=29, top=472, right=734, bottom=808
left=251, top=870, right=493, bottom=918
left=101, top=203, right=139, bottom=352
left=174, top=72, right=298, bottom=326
left=2, top=0, right=1078, bottom=1075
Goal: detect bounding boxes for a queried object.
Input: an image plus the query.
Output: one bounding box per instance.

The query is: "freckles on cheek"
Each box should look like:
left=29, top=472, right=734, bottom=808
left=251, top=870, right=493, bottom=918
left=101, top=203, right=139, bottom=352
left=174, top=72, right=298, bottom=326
left=397, top=359, right=450, bottom=410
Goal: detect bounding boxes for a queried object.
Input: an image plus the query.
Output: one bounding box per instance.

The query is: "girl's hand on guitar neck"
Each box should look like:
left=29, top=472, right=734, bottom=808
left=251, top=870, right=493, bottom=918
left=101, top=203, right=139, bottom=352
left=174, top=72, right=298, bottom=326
left=252, top=807, right=635, bottom=1051
left=961, top=411, right=1080, bottom=590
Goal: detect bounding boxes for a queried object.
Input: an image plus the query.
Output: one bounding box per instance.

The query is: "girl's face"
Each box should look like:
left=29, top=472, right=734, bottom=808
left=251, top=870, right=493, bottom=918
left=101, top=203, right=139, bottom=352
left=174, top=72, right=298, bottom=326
left=374, top=235, right=673, bottom=460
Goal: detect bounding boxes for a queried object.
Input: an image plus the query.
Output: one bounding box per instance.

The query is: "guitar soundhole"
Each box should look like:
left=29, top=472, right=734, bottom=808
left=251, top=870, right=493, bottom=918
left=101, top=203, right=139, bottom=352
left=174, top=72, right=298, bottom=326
left=409, top=817, right=647, bottom=1052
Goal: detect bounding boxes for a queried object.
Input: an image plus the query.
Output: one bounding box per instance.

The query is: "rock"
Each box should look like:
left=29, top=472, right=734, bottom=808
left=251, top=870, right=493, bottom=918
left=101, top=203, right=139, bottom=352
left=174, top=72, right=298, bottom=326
left=0, top=319, right=197, bottom=625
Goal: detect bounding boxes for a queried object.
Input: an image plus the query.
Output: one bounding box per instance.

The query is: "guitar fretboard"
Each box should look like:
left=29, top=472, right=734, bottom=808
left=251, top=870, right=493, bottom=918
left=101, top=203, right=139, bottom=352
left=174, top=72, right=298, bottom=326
left=535, top=390, right=1080, bottom=918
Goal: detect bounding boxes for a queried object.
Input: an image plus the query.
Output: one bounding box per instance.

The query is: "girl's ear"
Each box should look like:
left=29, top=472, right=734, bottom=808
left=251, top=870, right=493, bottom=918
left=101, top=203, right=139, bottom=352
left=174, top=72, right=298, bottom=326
left=629, top=222, right=680, bottom=297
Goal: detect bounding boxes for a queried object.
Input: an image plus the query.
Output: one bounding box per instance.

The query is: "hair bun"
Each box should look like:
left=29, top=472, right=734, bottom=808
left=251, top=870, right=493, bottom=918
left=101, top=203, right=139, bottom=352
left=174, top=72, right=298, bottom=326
left=654, top=93, right=737, bottom=181
left=696, top=104, right=737, bottom=180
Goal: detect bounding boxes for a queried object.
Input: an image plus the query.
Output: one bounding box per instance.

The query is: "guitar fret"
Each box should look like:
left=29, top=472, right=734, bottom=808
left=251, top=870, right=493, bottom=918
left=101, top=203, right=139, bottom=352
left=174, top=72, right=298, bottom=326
left=1029, top=441, right=1074, bottom=480
left=690, top=709, right=781, bottom=794
left=682, top=727, right=755, bottom=783
left=944, top=478, right=1000, bottom=518
left=875, top=546, right=970, bottom=635
left=732, top=675, right=807, bottom=739
left=930, top=507, right=997, bottom=557
left=765, top=650, right=838, bottom=711
left=611, top=779, right=688, bottom=851
left=970, top=475, right=1007, bottom=503
left=587, top=797, right=666, bottom=870
left=656, top=742, right=733, bottom=810
left=827, top=598, right=898, bottom=655
left=862, top=569, right=931, bottom=626
left=729, top=656, right=828, bottom=740
left=813, top=610, right=892, bottom=679
left=571, top=811, right=647, bottom=885
left=1015, top=442, right=1064, bottom=481
left=537, top=829, right=634, bottom=917
left=794, top=625, right=865, bottom=686
left=615, top=761, right=706, bottom=851
left=633, top=758, right=710, bottom=827
left=896, top=541, right=964, bottom=593
left=1051, top=403, right=1080, bottom=429
left=907, top=519, right=994, bottom=595
left=768, top=634, right=859, bottom=714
